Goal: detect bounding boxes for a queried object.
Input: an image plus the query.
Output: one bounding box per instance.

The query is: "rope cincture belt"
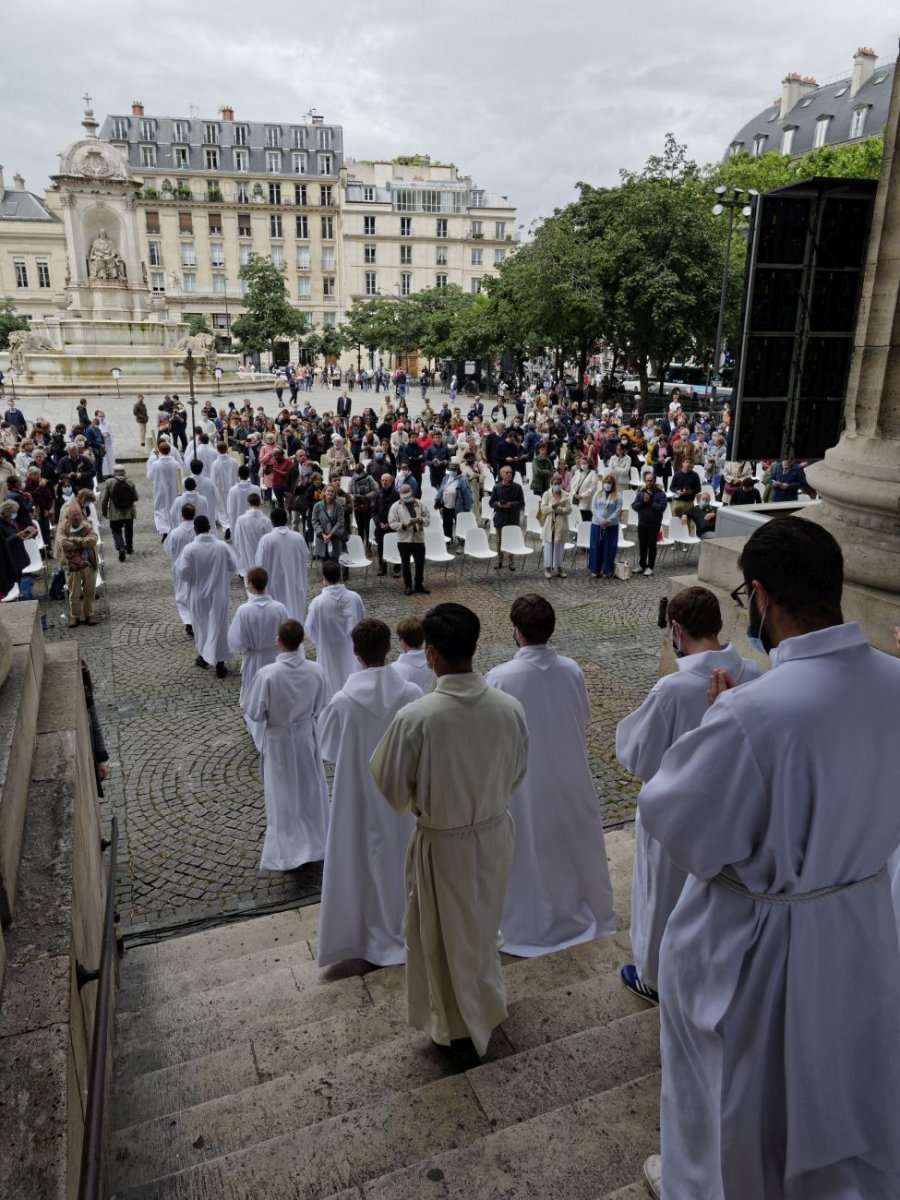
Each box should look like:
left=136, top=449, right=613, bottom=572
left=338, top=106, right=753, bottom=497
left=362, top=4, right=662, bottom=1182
left=713, top=864, right=888, bottom=905
left=416, top=811, right=509, bottom=838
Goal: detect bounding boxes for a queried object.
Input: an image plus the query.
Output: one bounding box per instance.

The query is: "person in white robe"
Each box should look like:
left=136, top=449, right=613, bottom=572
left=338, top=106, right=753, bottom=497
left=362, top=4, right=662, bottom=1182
left=226, top=468, right=262, bottom=536
left=146, top=444, right=181, bottom=535
left=615, top=586, right=761, bottom=1001
left=210, top=444, right=240, bottom=530
left=188, top=462, right=218, bottom=516
left=168, top=480, right=210, bottom=528
left=175, top=514, right=239, bottom=676
left=162, top=502, right=198, bottom=630
left=638, top=519, right=900, bottom=1200
left=243, top=618, right=332, bottom=871
left=96, top=411, right=117, bottom=476
left=485, top=593, right=615, bottom=956
left=195, top=436, right=218, bottom=473
left=227, top=566, right=289, bottom=750
left=371, top=602, right=529, bottom=1064
left=389, top=616, right=434, bottom=693
left=305, top=559, right=365, bottom=694
left=233, top=496, right=271, bottom=576
left=255, top=507, right=310, bottom=623
left=317, top=618, right=422, bottom=968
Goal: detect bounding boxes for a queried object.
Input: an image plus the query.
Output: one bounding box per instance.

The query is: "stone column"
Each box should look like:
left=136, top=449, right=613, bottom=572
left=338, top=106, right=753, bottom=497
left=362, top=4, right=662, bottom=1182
left=806, top=50, right=900, bottom=594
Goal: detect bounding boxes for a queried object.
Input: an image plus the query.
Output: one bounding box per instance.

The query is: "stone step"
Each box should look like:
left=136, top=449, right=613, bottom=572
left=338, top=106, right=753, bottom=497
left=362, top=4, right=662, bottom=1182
left=112, top=962, right=650, bottom=1130
left=122, top=907, right=319, bottom=988
left=116, top=927, right=635, bottom=1076
left=112, top=1072, right=492, bottom=1200
left=111, top=1015, right=658, bottom=1197
left=351, top=1071, right=661, bottom=1199
left=119, top=930, right=320, bottom=1013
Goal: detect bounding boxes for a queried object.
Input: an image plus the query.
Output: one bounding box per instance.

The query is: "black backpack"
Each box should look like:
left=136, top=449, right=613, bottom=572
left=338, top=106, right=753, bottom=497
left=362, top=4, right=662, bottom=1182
left=49, top=566, right=66, bottom=601
left=111, top=477, right=133, bottom=509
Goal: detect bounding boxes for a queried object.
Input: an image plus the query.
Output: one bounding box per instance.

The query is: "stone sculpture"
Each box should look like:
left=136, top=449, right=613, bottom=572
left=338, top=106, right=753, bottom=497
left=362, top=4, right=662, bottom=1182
left=88, top=229, right=126, bottom=281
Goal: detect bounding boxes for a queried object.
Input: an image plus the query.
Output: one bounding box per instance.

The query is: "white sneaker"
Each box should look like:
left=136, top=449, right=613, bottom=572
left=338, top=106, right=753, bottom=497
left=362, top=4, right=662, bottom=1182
left=643, top=568, right=653, bottom=577
left=642, top=1154, right=662, bottom=1199
left=544, top=568, right=553, bottom=580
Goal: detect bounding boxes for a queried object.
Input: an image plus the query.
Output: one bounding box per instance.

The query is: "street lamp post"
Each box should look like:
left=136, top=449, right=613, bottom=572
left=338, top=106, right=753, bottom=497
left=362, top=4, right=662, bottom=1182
left=7, top=369, right=15, bottom=400
left=180, top=348, right=200, bottom=459
left=709, top=185, right=757, bottom=402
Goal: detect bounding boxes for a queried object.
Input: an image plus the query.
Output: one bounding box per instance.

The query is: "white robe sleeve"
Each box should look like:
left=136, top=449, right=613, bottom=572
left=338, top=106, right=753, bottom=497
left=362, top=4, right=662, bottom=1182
left=227, top=608, right=248, bottom=655
left=638, top=693, right=767, bottom=879
left=370, top=709, right=422, bottom=815
left=242, top=670, right=270, bottom=722
left=615, top=686, right=678, bottom=782
left=317, top=696, right=343, bottom=763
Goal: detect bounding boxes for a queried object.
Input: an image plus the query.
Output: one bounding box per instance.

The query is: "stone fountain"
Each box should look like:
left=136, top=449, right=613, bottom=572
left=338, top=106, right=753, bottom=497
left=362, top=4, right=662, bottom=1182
left=9, top=106, right=237, bottom=394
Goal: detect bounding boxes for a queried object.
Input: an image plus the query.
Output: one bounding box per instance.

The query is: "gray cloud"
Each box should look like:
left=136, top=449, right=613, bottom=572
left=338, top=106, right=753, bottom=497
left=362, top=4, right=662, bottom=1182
left=1, top=0, right=895, bottom=227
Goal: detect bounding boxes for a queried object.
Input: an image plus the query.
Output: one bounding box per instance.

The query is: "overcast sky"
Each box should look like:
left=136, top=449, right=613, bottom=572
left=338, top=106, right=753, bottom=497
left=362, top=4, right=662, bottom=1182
left=1, top=1, right=896, bottom=228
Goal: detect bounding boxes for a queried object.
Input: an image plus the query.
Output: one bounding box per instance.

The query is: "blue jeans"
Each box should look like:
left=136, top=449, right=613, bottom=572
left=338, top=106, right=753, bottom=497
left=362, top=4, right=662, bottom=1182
left=589, top=523, right=619, bottom=575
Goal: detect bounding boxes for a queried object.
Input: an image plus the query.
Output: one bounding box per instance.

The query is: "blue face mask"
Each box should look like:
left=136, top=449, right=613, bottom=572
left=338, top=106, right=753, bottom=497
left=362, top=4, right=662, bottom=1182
left=746, top=589, right=769, bottom=655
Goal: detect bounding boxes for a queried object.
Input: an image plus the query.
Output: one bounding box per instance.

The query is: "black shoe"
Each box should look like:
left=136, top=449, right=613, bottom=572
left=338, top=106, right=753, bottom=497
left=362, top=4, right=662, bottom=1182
left=195, top=655, right=209, bottom=669
left=404, top=586, right=413, bottom=596
left=215, top=662, right=228, bottom=678
left=126, top=547, right=133, bottom=555
left=378, top=566, right=387, bottom=576
left=185, top=624, right=193, bottom=637
left=224, top=529, right=231, bottom=541
left=414, top=585, right=430, bottom=594
left=161, top=533, right=168, bottom=544
left=431, top=1037, right=480, bottom=1071
left=392, top=567, right=402, bottom=578
left=118, top=550, right=126, bottom=562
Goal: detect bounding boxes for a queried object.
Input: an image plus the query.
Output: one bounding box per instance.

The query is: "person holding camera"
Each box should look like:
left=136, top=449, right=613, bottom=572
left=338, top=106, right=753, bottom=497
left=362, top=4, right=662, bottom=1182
left=389, top=484, right=431, bottom=596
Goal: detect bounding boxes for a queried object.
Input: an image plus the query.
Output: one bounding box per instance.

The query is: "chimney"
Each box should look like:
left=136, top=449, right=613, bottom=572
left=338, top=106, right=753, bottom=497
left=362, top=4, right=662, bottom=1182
left=0, top=165, right=4, bottom=194
left=311, top=113, right=324, bottom=125
left=220, top=105, right=234, bottom=121
left=850, top=47, right=877, bottom=98
left=13, top=172, right=25, bottom=191
left=780, top=72, right=818, bottom=118
left=132, top=101, right=144, bottom=116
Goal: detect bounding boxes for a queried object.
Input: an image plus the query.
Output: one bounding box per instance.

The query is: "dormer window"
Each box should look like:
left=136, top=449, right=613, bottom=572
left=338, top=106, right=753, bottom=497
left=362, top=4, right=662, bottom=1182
left=849, top=106, right=870, bottom=138
left=752, top=134, right=767, bottom=157
left=203, top=123, right=219, bottom=145
left=139, top=118, right=156, bottom=141
left=780, top=126, right=797, bottom=155
left=813, top=115, right=832, bottom=148
left=174, top=120, right=191, bottom=142
left=266, top=126, right=282, bottom=148
left=112, top=118, right=129, bottom=140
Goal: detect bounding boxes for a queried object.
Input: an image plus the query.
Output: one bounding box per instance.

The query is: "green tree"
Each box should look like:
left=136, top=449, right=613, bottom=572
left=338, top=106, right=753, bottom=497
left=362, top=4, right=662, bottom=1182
left=0, top=298, right=29, bottom=351
left=231, top=254, right=305, bottom=359
left=340, top=296, right=396, bottom=365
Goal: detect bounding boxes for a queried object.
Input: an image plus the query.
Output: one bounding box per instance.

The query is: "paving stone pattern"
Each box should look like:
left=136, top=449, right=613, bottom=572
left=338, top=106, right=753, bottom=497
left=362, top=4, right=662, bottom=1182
left=38, top=471, right=674, bottom=931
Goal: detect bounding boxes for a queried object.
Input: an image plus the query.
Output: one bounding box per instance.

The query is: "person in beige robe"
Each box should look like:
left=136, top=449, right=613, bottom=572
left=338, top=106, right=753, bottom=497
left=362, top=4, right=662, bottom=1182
left=370, top=602, right=529, bottom=1065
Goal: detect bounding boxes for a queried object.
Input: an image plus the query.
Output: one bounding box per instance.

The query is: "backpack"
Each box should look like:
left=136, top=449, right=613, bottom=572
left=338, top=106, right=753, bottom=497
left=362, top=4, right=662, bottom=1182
left=111, top=477, right=134, bottom=508
left=49, top=566, right=67, bottom=601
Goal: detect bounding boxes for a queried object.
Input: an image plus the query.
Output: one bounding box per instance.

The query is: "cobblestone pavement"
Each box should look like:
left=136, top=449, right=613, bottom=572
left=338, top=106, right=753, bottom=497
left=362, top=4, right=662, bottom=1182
left=39, top=473, right=684, bottom=932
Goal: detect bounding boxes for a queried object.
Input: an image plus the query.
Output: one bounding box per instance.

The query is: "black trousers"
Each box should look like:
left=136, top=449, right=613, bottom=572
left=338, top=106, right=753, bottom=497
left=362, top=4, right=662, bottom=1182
left=638, top=526, right=659, bottom=570
left=109, top=518, right=134, bottom=553
left=399, top=542, right=425, bottom=589
left=440, top=506, right=455, bottom=540
left=355, top=510, right=372, bottom=546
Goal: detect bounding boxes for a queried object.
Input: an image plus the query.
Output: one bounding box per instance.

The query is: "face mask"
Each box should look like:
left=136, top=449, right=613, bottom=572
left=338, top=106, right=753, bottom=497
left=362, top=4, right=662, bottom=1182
left=670, top=625, right=685, bottom=659
left=746, top=589, right=770, bottom=655
left=375, top=452, right=384, bottom=460
left=604, top=485, right=612, bottom=494
left=552, top=485, right=562, bottom=494
left=69, top=524, right=83, bottom=534
left=62, top=487, right=73, bottom=498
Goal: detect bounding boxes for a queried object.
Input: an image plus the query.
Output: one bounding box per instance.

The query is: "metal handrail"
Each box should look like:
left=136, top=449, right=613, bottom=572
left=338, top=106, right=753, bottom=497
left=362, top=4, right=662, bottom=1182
left=77, top=815, right=118, bottom=1200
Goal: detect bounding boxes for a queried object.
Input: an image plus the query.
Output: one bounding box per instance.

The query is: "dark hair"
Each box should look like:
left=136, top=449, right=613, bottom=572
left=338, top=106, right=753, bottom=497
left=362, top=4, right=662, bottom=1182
left=741, top=476, right=756, bottom=488
left=510, top=593, right=556, bottom=644
left=352, top=618, right=391, bottom=666
left=238, top=465, right=250, bottom=480
left=396, top=616, right=425, bottom=648
left=193, top=514, right=211, bottom=534
left=190, top=459, right=203, bottom=474
left=183, top=477, right=197, bottom=491
left=322, top=559, right=341, bottom=584
left=217, top=442, right=228, bottom=453
left=247, top=492, right=261, bottom=507
left=666, top=586, right=722, bottom=638
left=270, top=507, right=288, bottom=527
left=278, top=619, right=304, bottom=652
left=180, top=502, right=196, bottom=521
left=246, top=565, right=268, bottom=591
left=422, top=603, right=480, bottom=662
left=739, top=516, right=843, bottom=616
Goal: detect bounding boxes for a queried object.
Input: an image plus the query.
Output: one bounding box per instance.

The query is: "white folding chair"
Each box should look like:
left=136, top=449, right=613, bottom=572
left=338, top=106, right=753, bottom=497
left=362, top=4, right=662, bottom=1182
left=481, top=468, right=496, bottom=493
left=525, top=510, right=543, bottom=545
left=462, top=526, right=498, bottom=575
left=629, top=466, right=643, bottom=487
left=576, top=520, right=593, bottom=569
left=670, top=515, right=701, bottom=562
left=500, top=524, right=534, bottom=572
left=22, top=537, right=47, bottom=593
left=424, top=527, right=456, bottom=579
left=342, top=534, right=373, bottom=588
left=480, top=496, right=494, bottom=528
left=381, top=533, right=402, bottom=578
left=454, top=510, right=477, bottom=552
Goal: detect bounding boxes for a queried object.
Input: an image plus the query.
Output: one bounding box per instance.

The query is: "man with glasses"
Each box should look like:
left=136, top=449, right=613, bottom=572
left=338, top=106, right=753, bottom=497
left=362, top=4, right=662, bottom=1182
left=637, top=517, right=900, bottom=1200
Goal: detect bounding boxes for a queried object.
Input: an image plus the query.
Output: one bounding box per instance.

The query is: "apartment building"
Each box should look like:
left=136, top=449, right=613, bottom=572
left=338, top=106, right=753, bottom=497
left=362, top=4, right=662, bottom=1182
left=0, top=168, right=66, bottom=324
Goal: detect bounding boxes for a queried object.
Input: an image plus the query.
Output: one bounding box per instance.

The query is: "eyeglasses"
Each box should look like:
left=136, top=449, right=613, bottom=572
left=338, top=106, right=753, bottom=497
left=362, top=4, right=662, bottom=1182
left=730, top=581, right=752, bottom=610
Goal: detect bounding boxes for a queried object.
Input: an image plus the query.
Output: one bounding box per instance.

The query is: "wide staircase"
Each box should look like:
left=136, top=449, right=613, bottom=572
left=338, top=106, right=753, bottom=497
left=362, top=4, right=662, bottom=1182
left=109, top=828, right=658, bottom=1199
